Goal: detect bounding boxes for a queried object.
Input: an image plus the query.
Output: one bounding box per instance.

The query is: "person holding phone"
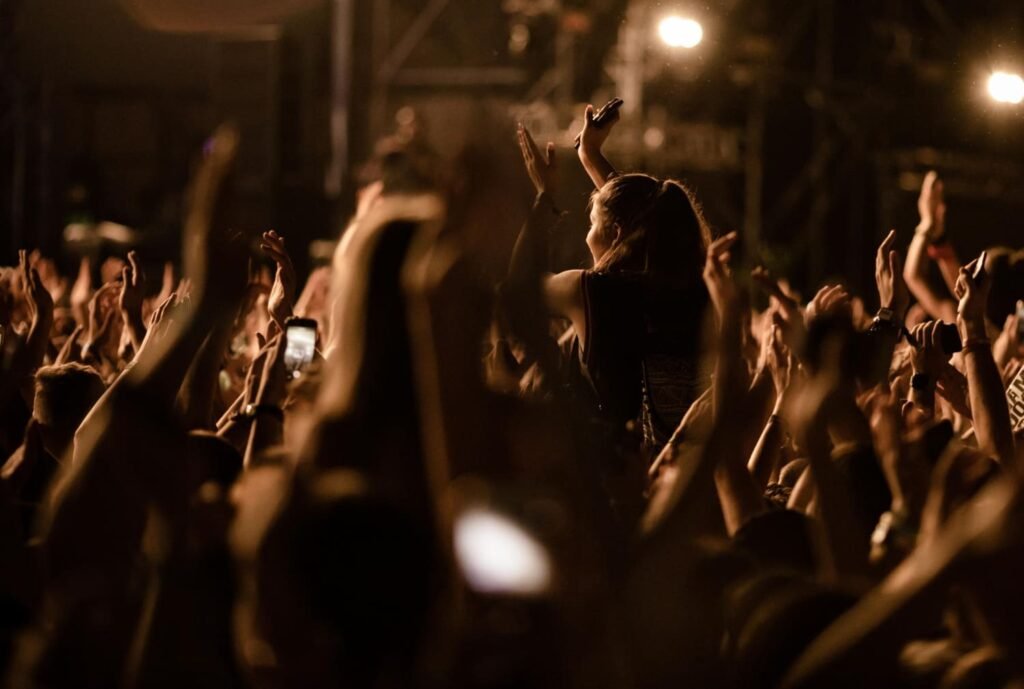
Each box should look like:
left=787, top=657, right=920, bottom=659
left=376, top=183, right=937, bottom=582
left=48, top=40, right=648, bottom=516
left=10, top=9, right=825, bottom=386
left=508, top=102, right=713, bottom=452
left=283, top=316, right=318, bottom=378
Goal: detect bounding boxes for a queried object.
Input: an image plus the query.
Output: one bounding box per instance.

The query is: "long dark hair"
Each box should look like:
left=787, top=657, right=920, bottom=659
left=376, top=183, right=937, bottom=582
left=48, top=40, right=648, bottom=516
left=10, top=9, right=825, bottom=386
left=591, top=173, right=711, bottom=284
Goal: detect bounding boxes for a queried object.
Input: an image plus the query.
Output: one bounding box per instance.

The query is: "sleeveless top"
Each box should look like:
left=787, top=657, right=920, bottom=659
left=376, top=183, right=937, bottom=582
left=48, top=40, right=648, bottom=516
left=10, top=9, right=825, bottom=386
left=570, top=270, right=710, bottom=450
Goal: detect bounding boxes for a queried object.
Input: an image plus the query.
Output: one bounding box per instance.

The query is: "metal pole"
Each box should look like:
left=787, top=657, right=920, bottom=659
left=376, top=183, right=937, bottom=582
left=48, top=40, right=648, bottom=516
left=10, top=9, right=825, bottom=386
left=744, top=83, right=765, bottom=256
left=325, top=0, right=354, bottom=198
left=809, top=0, right=833, bottom=285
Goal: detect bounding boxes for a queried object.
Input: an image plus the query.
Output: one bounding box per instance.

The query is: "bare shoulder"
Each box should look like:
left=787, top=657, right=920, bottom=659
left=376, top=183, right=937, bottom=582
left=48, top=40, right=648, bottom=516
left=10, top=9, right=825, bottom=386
left=544, top=269, right=585, bottom=314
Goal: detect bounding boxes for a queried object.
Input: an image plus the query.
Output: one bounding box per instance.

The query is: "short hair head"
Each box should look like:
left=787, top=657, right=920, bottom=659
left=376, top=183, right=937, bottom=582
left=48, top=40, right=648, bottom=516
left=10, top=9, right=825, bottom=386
left=33, top=363, right=105, bottom=458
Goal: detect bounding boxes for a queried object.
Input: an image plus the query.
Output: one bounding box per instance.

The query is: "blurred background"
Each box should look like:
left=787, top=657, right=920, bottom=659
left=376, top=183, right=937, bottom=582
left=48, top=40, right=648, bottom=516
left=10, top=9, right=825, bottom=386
left=2, top=0, right=1023, bottom=293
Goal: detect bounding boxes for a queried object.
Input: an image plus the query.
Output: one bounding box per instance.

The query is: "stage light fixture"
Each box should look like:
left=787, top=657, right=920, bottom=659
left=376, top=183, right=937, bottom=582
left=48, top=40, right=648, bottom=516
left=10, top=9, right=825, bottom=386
left=988, top=71, right=1024, bottom=104
left=658, top=15, right=703, bottom=49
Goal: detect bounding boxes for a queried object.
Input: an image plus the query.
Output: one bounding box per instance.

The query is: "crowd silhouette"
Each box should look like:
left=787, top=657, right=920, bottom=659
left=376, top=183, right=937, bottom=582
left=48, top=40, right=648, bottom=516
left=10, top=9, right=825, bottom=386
left=1, top=101, right=1024, bottom=689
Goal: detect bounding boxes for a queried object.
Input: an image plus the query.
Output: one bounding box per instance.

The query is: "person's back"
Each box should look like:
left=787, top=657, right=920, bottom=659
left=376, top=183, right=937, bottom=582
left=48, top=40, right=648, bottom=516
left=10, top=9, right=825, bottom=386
left=2, top=363, right=105, bottom=531
left=574, top=270, right=709, bottom=445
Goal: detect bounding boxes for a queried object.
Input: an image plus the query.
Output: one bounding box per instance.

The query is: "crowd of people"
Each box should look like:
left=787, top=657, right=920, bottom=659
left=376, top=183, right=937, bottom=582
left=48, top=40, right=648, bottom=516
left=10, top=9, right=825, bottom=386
left=1, top=101, right=1024, bottom=689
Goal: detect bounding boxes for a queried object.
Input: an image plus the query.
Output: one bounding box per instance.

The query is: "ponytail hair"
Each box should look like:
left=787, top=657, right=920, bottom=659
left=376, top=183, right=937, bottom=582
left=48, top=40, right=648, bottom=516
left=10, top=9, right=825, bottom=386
left=592, top=174, right=711, bottom=284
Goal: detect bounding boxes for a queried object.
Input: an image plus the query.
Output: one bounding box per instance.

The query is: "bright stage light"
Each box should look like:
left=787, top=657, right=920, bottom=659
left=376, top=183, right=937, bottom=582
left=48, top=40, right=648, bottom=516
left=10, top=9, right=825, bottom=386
left=988, top=71, right=1024, bottom=104
left=658, top=16, right=703, bottom=49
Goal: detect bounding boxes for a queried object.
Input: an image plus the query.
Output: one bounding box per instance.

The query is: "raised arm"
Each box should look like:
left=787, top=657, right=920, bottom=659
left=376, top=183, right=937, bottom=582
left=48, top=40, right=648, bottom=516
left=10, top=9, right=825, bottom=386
left=576, top=101, right=620, bottom=189
left=506, top=125, right=562, bottom=291
left=118, top=250, right=148, bottom=354
left=702, top=237, right=765, bottom=535
left=748, top=324, right=795, bottom=489
left=11, top=251, right=54, bottom=403
left=44, top=124, right=244, bottom=592
left=955, top=256, right=1016, bottom=468
left=261, top=230, right=296, bottom=328
left=903, top=172, right=957, bottom=322
left=504, top=125, right=585, bottom=364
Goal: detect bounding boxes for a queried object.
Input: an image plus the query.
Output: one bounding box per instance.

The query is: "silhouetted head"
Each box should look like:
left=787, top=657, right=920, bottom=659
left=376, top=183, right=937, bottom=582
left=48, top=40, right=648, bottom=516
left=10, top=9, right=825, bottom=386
left=33, top=363, right=106, bottom=459
left=587, top=174, right=711, bottom=283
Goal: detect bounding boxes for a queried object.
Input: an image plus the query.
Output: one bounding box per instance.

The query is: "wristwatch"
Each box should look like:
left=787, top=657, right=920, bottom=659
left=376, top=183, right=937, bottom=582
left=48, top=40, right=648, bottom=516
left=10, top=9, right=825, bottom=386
left=874, top=307, right=895, bottom=324
left=869, top=307, right=899, bottom=334
left=242, top=403, right=284, bottom=422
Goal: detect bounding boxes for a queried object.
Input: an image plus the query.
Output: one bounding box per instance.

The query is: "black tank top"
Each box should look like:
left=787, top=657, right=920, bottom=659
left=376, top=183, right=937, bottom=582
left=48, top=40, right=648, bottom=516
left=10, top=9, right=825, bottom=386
left=573, top=270, right=710, bottom=448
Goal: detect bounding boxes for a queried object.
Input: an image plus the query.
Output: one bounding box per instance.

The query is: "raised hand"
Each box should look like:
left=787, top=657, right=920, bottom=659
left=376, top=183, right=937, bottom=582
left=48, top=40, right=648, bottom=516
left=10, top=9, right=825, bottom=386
left=29, top=250, right=65, bottom=304
left=80, top=282, right=122, bottom=366
left=752, top=265, right=807, bottom=354
left=516, top=123, right=557, bottom=196
left=955, top=255, right=991, bottom=342
left=908, top=321, right=950, bottom=377
left=181, top=123, right=240, bottom=307
left=135, top=292, right=179, bottom=360
left=806, top=284, right=852, bottom=324
left=260, top=230, right=296, bottom=327
left=576, top=98, right=622, bottom=155
left=875, top=229, right=909, bottom=315
left=19, top=249, right=53, bottom=327
left=703, top=231, right=738, bottom=320
left=10, top=251, right=55, bottom=398
left=907, top=320, right=950, bottom=417
left=954, top=253, right=1015, bottom=466
left=917, top=170, right=946, bottom=239
left=67, top=257, right=91, bottom=329
left=119, top=250, right=147, bottom=352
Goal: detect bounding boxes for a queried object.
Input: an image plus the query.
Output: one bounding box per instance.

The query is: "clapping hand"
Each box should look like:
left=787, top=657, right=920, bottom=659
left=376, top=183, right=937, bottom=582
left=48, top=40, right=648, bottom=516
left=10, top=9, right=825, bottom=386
left=18, top=250, right=53, bottom=328
left=752, top=265, right=807, bottom=354
left=875, top=229, right=909, bottom=315
left=517, top=123, right=557, bottom=196
left=260, top=230, right=296, bottom=327
left=954, top=254, right=991, bottom=342
left=118, top=251, right=145, bottom=318
left=703, top=232, right=739, bottom=320
left=917, top=170, right=946, bottom=240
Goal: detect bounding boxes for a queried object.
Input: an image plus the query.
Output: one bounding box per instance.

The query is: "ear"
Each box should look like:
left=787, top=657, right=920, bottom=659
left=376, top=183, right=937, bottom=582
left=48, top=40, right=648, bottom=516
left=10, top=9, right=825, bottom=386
left=613, top=223, right=624, bottom=243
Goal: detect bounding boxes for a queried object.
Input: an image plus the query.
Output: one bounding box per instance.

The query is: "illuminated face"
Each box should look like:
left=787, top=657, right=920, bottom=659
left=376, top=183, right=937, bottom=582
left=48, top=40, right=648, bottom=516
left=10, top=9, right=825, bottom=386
left=585, top=201, right=614, bottom=265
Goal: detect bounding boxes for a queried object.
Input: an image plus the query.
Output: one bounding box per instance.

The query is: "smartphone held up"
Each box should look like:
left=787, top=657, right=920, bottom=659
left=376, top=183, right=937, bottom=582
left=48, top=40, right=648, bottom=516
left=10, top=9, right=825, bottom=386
left=284, top=317, right=317, bottom=378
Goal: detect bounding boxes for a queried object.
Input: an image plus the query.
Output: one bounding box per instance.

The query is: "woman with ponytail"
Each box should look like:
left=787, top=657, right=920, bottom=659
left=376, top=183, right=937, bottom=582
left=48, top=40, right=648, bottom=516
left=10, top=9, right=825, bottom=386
left=507, top=106, right=713, bottom=453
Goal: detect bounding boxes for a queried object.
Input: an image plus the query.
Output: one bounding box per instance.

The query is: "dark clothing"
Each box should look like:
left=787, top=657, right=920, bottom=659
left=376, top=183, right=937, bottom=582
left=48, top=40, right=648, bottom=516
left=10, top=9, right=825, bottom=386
left=571, top=270, right=710, bottom=448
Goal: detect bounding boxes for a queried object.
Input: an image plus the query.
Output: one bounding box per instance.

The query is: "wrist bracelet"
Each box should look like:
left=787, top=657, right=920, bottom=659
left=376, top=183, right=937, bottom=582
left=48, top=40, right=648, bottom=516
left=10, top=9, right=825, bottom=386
left=926, top=242, right=955, bottom=260
left=243, top=403, right=284, bottom=422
